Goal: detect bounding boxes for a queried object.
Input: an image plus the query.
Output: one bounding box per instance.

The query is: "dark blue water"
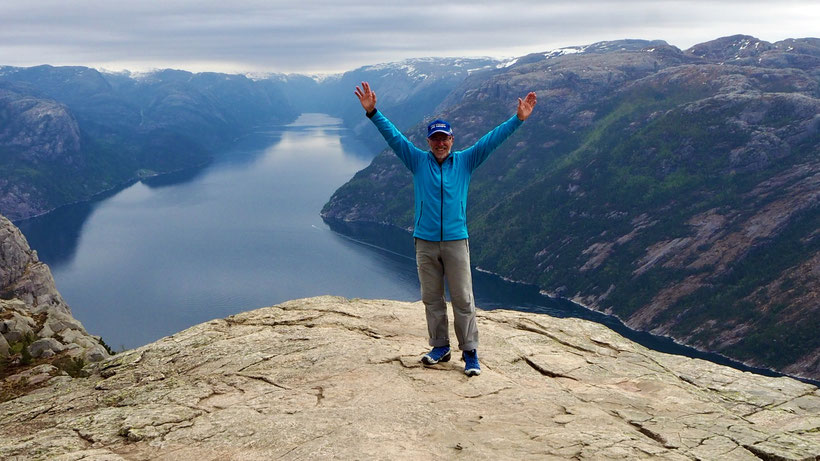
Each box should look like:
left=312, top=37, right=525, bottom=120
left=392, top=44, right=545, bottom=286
left=16, top=113, right=814, bottom=385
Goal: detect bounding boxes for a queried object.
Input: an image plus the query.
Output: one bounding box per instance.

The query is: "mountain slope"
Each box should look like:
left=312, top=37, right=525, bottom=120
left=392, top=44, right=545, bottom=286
left=322, top=36, right=820, bottom=380
left=282, top=57, right=502, bottom=153
left=0, top=66, right=298, bottom=221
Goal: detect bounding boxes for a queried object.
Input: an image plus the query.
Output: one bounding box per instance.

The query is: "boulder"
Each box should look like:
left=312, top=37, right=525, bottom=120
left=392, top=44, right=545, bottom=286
left=84, top=345, right=108, bottom=363
left=38, top=322, right=55, bottom=338
left=43, top=311, right=86, bottom=335
left=0, top=312, right=35, bottom=344
left=28, top=337, right=66, bottom=358
left=58, top=328, right=96, bottom=349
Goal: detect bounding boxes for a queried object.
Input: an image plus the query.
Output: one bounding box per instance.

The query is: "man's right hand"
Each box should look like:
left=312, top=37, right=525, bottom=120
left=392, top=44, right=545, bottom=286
left=354, top=81, right=377, bottom=113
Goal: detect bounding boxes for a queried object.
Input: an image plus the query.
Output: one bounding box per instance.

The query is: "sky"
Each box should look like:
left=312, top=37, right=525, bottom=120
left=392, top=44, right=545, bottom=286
left=1, top=0, right=818, bottom=75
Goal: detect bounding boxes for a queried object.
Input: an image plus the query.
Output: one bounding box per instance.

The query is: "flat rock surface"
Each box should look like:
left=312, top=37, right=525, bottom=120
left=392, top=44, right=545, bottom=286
left=0, top=296, right=817, bottom=460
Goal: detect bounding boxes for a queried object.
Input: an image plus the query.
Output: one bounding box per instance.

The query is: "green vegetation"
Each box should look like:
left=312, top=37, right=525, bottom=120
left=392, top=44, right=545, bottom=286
left=8, top=333, right=36, bottom=367
left=53, top=356, right=88, bottom=378
left=98, top=337, right=116, bottom=356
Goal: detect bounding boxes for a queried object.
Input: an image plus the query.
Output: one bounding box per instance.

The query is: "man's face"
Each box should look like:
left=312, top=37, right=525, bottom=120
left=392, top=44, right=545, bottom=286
left=427, top=132, right=454, bottom=161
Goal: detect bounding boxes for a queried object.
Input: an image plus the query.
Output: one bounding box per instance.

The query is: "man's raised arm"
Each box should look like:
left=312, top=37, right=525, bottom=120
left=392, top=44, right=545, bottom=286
left=462, top=91, right=537, bottom=171
left=354, top=81, right=423, bottom=172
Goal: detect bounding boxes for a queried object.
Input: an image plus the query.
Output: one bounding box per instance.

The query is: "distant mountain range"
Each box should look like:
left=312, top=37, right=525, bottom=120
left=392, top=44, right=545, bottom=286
left=0, top=57, right=497, bottom=221
left=1, top=35, right=818, bottom=380
left=322, top=35, right=820, bottom=380
left=0, top=66, right=299, bottom=220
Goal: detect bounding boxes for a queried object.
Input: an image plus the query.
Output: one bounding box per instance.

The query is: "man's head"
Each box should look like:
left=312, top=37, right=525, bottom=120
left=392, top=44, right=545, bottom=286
left=427, top=119, right=453, bottom=161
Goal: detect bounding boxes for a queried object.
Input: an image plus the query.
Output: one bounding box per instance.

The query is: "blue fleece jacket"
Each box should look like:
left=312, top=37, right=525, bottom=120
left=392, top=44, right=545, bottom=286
left=368, top=109, right=523, bottom=241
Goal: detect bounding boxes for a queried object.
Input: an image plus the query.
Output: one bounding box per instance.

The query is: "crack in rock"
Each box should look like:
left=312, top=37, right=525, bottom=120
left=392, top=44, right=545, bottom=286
left=626, top=420, right=676, bottom=449
left=369, top=356, right=417, bottom=369
left=520, top=356, right=578, bottom=380
left=73, top=428, right=95, bottom=445
left=232, top=372, right=292, bottom=390
left=325, top=322, right=384, bottom=339
left=589, top=338, right=625, bottom=354
left=741, top=443, right=796, bottom=461
left=509, top=318, right=599, bottom=354
left=313, top=386, right=325, bottom=406
left=225, top=315, right=324, bottom=328
left=460, top=386, right=513, bottom=399
left=742, top=389, right=818, bottom=418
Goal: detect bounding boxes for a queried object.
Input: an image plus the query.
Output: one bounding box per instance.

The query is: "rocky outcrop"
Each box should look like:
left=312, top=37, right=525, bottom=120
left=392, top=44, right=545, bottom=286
left=0, top=88, right=81, bottom=160
left=1, top=213, right=108, bottom=369
left=0, top=88, right=84, bottom=219
left=0, top=296, right=817, bottom=460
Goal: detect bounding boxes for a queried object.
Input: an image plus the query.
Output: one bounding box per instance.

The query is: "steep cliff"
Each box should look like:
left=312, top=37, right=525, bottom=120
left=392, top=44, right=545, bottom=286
left=321, top=36, right=820, bottom=380
left=0, top=296, right=817, bottom=460
left=1, top=213, right=109, bottom=386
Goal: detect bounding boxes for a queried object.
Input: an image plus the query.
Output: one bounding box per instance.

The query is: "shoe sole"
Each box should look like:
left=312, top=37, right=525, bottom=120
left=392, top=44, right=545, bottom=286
left=421, top=351, right=451, bottom=365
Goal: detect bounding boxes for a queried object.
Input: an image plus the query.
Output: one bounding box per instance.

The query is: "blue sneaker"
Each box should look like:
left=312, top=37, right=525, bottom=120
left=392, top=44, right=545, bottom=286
left=463, top=349, right=481, bottom=376
left=421, top=346, right=451, bottom=365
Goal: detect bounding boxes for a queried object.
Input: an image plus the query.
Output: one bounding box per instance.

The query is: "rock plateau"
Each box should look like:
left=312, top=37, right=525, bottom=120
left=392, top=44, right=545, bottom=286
left=0, top=296, right=817, bottom=460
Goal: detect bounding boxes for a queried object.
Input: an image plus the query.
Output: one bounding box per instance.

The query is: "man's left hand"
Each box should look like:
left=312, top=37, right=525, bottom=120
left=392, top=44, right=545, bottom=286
left=517, top=92, right=537, bottom=121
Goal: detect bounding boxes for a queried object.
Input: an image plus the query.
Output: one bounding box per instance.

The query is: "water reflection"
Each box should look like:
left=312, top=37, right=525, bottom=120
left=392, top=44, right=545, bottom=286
left=17, top=128, right=288, bottom=268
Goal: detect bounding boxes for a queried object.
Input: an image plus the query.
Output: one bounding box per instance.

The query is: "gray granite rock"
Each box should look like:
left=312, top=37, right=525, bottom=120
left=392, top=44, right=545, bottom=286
left=0, top=333, right=8, bottom=357
left=0, top=214, right=108, bottom=363
left=5, top=364, right=63, bottom=387
left=0, top=311, right=35, bottom=344
left=0, top=296, right=816, bottom=460
left=28, top=337, right=66, bottom=358
left=44, top=311, right=87, bottom=335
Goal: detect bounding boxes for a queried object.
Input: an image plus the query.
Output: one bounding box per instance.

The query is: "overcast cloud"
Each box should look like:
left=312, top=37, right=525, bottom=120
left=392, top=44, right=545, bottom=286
left=1, top=0, right=817, bottom=75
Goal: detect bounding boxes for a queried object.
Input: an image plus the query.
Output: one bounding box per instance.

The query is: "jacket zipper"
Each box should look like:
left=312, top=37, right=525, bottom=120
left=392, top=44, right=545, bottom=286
left=439, top=162, right=444, bottom=241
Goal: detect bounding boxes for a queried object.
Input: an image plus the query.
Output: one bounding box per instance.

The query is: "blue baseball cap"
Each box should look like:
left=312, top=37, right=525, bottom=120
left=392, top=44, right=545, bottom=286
left=427, top=119, right=453, bottom=138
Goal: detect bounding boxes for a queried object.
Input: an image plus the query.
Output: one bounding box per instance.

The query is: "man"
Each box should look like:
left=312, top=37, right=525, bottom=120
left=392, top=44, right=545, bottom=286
left=354, top=81, right=537, bottom=376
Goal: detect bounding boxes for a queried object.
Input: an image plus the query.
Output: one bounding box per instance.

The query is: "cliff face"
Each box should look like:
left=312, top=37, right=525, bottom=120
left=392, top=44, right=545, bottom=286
left=1, top=213, right=108, bottom=380
left=0, top=87, right=84, bottom=219
left=321, top=36, right=820, bottom=380
left=0, top=296, right=817, bottom=460
left=0, top=66, right=298, bottom=221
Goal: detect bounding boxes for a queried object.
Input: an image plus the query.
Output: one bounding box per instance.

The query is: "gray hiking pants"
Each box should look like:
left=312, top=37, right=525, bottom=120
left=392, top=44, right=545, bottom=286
left=414, top=238, right=478, bottom=351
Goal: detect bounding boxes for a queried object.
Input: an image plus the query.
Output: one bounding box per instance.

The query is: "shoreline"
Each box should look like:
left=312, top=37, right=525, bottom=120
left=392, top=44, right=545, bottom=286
left=11, top=160, right=214, bottom=225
